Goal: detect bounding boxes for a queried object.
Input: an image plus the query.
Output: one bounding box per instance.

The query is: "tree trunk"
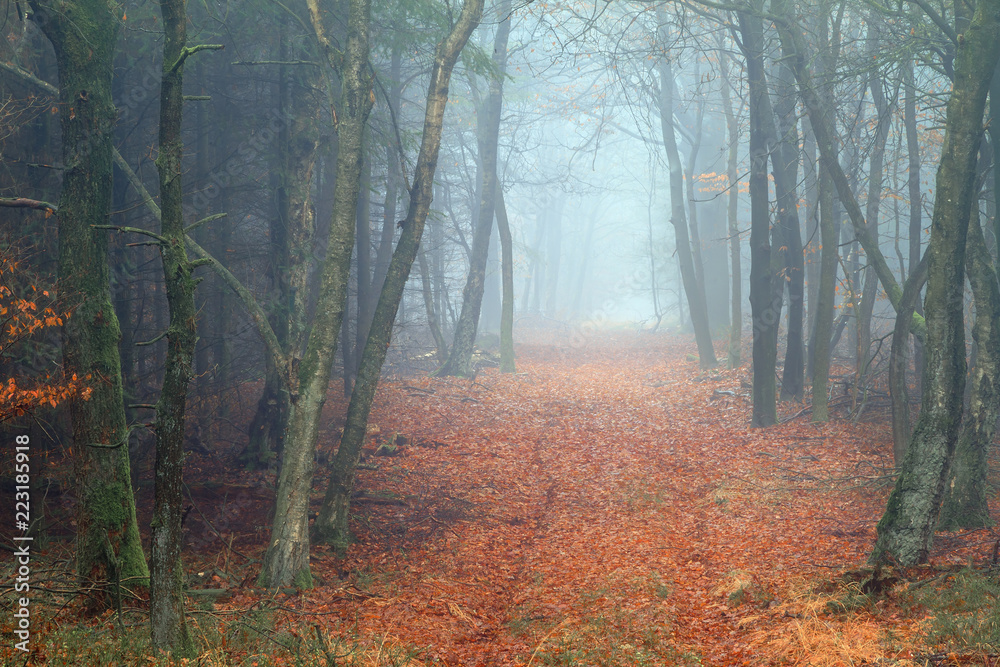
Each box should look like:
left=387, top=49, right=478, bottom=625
left=371, top=45, right=403, bottom=300
left=738, top=9, right=779, bottom=426
left=938, top=207, right=998, bottom=530
left=802, top=121, right=820, bottom=377
left=856, top=23, right=892, bottom=397
left=29, top=0, right=150, bottom=607
left=773, top=3, right=927, bottom=343
left=418, top=249, right=448, bottom=361
left=720, top=49, right=742, bottom=369
left=871, top=0, right=1000, bottom=566
left=889, top=253, right=928, bottom=464
left=150, top=0, right=216, bottom=652
left=811, top=167, right=838, bottom=422
left=656, top=6, right=717, bottom=369
left=244, top=44, right=322, bottom=469
left=439, top=0, right=510, bottom=377
left=260, top=0, right=374, bottom=589
left=496, top=180, right=515, bottom=372
left=314, top=0, right=483, bottom=549
left=773, top=59, right=805, bottom=401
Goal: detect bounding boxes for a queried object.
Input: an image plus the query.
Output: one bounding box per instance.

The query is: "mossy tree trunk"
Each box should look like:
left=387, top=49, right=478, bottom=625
left=260, top=0, right=373, bottom=589
left=870, top=0, right=1000, bottom=566
left=150, top=0, right=219, bottom=653
left=314, top=0, right=483, bottom=548
left=29, top=0, right=149, bottom=607
left=938, top=208, right=999, bottom=530
left=438, top=0, right=510, bottom=377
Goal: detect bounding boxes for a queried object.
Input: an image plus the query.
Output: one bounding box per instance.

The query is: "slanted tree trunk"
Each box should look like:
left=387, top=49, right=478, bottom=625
left=656, top=6, right=717, bottom=369
left=29, top=0, right=150, bottom=607
left=439, top=0, right=510, bottom=377
left=314, top=0, right=483, bottom=549
left=260, top=0, right=374, bottom=589
left=870, top=0, right=1000, bottom=566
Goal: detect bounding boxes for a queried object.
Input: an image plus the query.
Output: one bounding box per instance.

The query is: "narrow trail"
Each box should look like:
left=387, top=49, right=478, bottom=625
left=237, top=333, right=987, bottom=665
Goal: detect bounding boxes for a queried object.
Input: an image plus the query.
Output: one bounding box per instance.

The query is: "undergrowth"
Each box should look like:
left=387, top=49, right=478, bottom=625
left=0, top=593, right=423, bottom=666
left=910, top=566, right=1000, bottom=653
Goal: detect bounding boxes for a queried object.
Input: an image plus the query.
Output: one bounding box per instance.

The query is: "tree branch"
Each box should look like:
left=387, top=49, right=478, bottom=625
left=0, top=197, right=57, bottom=212
left=0, top=61, right=57, bottom=96
left=111, top=146, right=289, bottom=384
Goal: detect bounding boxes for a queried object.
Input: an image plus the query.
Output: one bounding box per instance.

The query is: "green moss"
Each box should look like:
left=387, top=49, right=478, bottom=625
left=293, top=567, right=314, bottom=590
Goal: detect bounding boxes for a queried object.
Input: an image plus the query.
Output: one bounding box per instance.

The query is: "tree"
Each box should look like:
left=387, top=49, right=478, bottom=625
left=655, top=5, right=717, bottom=369
left=438, top=0, right=511, bottom=377
left=738, top=7, right=779, bottom=427
left=27, top=0, right=149, bottom=606
left=147, top=0, right=221, bottom=652
left=870, top=0, right=1000, bottom=566
left=314, top=0, right=484, bottom=548
left=259, top=0, right=375, bottom=588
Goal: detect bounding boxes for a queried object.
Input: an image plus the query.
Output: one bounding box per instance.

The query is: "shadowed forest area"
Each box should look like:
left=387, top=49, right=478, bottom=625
left=2, top=0, right=1000, bottom=664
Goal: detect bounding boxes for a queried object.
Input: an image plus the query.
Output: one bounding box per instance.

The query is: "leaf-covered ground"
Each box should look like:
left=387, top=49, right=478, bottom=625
left=6, top=332, right=999, bottom=665
left=211, top=332, right=995, bottom=666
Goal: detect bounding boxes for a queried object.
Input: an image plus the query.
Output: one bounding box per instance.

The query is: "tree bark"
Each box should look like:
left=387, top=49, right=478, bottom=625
left=773, top=59, right=805, bottom=401
left=29, top=0, right=150, bottom=607
left=938, top=205, right=998, bottom=530
left=314, top=0, right=483, bottom=548
left=871, top=0, right=1000, bottom=566
left=889, top=253, right=928, bottom=464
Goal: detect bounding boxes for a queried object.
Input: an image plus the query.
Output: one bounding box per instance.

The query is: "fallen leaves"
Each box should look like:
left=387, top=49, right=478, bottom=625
left=211, top=332, right=991, bottom=665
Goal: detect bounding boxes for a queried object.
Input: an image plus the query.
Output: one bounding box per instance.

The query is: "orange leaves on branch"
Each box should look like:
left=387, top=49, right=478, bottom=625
left=0, top=248, right=84, bottom=422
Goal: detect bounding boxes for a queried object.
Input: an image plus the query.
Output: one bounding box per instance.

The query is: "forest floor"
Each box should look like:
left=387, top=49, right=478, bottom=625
left=4, top=331, right=1000, bottom=666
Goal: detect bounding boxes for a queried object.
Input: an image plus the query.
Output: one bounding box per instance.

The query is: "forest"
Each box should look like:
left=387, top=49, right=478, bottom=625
left=1, top=0, right=1000, bottom=663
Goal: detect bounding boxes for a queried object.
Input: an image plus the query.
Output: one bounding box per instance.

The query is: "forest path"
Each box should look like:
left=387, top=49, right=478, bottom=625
left=244, top=332, right=960, bottom=665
